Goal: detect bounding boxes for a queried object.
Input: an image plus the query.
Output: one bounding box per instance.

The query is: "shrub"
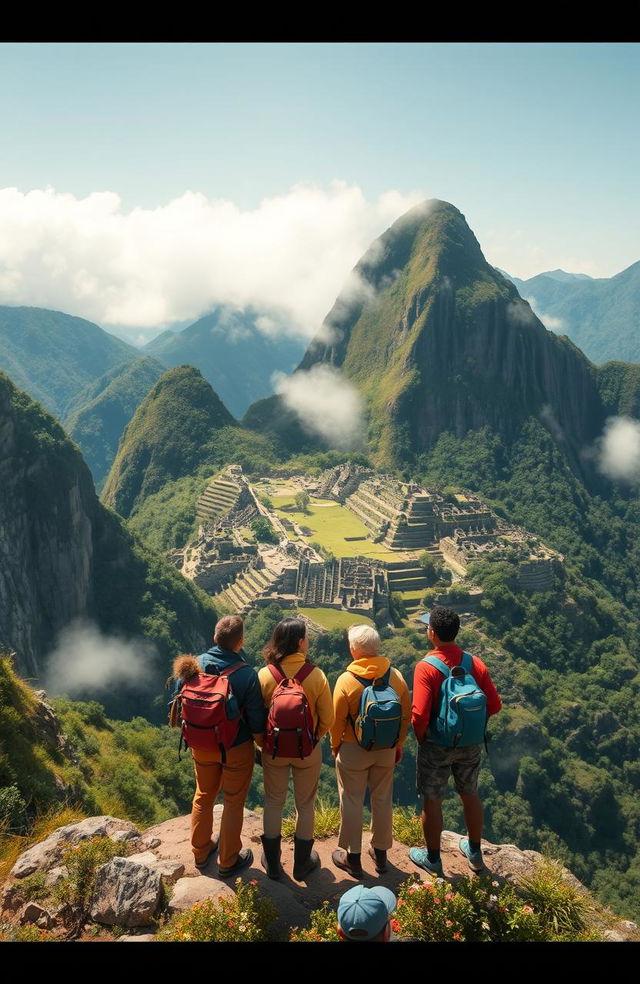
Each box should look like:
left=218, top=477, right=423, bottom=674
left=518, top=859, right=590, bottom=936
left=392, top=808, right=423, bottom=846
left=158, top=878, right=277, bottom=941
left=0, top=785, right=27, bottom=832
left=16, top=870, right=49, bottom=903
left=282, top=798, right=340, bottom=839
left=54, top=836, right=125, bottom=911
left=290, top=901, right=341, bottom=941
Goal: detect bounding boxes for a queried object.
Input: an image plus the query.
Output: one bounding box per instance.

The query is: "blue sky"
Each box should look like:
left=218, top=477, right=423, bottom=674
left=0, top=42, right=638, bottom=338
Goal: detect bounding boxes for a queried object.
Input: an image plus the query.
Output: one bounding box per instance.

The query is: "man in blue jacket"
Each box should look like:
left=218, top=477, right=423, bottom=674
left=177, top=614, right=266, bottom=877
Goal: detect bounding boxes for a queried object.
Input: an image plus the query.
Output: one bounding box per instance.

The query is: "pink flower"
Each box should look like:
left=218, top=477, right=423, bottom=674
left=453, top=932, right=462, bottom=941
left=390, top=919, right=401, bottom=933
left=446, top=920, right=453, bottom=928
left=228, top=920, right=234, bottom=928
left=523, top=905, right=534, bottom=914
left=433, top=897, right=440, bottom=904
left=445, top=892, right=454, bottom=900
left=397, top=899, right=404, bottom=907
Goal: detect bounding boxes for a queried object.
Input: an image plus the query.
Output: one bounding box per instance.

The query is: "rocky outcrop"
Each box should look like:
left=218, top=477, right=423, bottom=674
left=9, top=816, right=140, bottom=879
left=90, top=858, right=163, bottom=927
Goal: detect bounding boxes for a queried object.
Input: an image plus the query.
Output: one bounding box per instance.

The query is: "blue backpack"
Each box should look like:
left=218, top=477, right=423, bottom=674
left=423, top=652, right=487, bottom=747
left=350, top=669, right=402, bottom=750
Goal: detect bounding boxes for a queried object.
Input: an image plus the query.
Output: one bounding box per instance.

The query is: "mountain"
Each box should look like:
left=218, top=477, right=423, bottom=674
left=64, top=356, right=166, bottom=490
left=0, top=307, right=137, bottom=420
left=101, top=366, right=236, bottom=519
left=505, top=263, right=640, bottom=365
left=0, top=371, right=215, bottom=714
left=144, top=307, right=306, bottom=418
left=250, top=200, right=608, bottom=475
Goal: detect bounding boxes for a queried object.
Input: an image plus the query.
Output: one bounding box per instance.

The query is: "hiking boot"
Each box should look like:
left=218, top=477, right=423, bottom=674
left=332, top=849, right=364, bottom=879
left=218, top=848, right=253, bottom=879
left=194, top=838, right=219, bottom=869
left=459, top=837, right=485, bottom=872
left=293, top=837, right=320, bottom=880
left=368, top=845, right=388, bottom=874
left=260, top=834, right=282, bottom=880
left=409, top=847, right=444, bottom=878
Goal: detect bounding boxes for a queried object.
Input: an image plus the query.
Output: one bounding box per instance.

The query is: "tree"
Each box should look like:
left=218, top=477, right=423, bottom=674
left=294, top=490, right=311, bottom=513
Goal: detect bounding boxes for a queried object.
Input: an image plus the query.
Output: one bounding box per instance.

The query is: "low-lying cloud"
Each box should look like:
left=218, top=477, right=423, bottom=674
left=44, top=620, right=158, bottom=696
left=274, top=365, right=365, bottom=450
left=596, top=416, right=640, bottom=483
left=525, top=296, right=565, bottom=333
left=0, top=183, right=423, bottom=344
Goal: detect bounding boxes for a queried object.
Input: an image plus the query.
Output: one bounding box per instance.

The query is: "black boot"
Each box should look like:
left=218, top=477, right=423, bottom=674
left=293, top=836, right=320, bottom=880
left=260, top=835, right=282, bottom=880
left=332, top=848, right=364, bottom=878
left=368, top=845, right=388, bottom=874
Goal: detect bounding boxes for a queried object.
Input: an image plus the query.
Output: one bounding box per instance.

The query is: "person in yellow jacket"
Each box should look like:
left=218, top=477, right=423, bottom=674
left=331, top=624, right=410, bottom=878
left=258, top=617, right=334, bottom=882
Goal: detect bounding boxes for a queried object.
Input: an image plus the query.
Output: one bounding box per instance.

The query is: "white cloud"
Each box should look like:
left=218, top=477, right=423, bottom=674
left=597, top=416, right=640, bottom=483
left=43, top=620, right=158, bottom=696
left=525, top=296, right=565, bottom=333
left=0, top=182, right=424, bottom=343
left=274, top=365, right=365, bottom=450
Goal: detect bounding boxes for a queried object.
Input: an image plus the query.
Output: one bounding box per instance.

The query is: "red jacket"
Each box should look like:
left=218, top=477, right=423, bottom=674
left=411, top=643, right=502, bottom=743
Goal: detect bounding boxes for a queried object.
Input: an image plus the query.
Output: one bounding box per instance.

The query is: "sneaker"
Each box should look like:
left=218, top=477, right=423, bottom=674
left=459, top=837, right=484, bottom=872
left=408, top=847, right=443, bottom=877
left=218, top=848, right=253, bottom=878
left=194, top=838, right=219, bottom=868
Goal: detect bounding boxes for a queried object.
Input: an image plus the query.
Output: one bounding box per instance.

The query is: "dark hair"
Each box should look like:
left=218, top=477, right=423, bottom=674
left=429, top=606, right=460, bottom=642
left=214, top=614, right=244, bottom=650
left=263, top=618, right=307, bottom=665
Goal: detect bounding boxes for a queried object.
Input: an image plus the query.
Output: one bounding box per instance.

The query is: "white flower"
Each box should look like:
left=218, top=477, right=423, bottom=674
left=239, top=925, right=247, bottom=933
left=492, top=880, right=499, bottom=888
left=490, top=895, right=498, bottom=903
left=482, top=921, right=490, bottom=931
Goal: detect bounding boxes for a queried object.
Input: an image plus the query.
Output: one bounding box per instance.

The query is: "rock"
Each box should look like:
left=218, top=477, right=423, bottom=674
left=167, top=876, right=234, bottom=914
left=112, top=829, right=140, bottom=844
left=118, top=934, right=156, bottom=942
left=138, top=837, right=161, bottom=850
left=10, top=816, right=140, bottom=878
left=0, top=882, right=24, bottom=913
left=621, top=920, right=638, bottom=931
left=45, top=865, right=69, bottom=888
left=90, top=858, right=163, bottom=927
left=127, top=851, right=185, bottom=885
left=603, top=930, right=627, bottom=942
left=19, top=902, right=51, bottom=927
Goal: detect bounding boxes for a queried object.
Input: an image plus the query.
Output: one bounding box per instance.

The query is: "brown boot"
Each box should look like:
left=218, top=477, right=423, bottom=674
left=332, top=848, right=364, bottom=878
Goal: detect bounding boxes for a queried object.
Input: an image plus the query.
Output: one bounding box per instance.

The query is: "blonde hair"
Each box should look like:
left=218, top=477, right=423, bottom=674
left=348, top=624, right=381, bottom=656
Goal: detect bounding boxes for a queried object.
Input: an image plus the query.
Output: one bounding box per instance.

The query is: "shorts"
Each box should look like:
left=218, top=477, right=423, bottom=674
left=416, top=741, right=482, bottom=800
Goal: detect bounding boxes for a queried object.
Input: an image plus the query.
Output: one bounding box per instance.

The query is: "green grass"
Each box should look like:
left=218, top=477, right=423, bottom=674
left=299, top=608, right=374, bottom=630
left=282, top=798, right=341, bottom=839
left=272, top=496, right=404, bottom=561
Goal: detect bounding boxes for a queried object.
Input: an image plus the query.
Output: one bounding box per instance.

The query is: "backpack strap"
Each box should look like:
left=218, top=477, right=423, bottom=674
left=460, top=652, right=473, bottom=673
left=292, top=661, right=315, bottom=685
left=218, top=661, right=245, bottom=677
left=348, top=671, right=370, bottom=688
left=376, top=667, right=391, bottom=688
left=423, top=655, right=450, bottom=676
left=268, top=662, right=287, bottom=684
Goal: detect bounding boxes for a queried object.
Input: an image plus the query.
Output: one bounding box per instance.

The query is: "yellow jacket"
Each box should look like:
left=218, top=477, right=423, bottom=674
left=258, top=652, right=335, bottom=740
left=330, top=655, right=410, bottom=753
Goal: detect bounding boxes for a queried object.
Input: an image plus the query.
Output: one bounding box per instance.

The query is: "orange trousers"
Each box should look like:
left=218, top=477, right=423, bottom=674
left=191, top=740, right=255, bottom=868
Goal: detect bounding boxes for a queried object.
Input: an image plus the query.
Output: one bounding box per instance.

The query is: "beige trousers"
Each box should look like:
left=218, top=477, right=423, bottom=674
left=336, top=741, right=396, bottom=853
left=262, top=741, right=322, bottom=839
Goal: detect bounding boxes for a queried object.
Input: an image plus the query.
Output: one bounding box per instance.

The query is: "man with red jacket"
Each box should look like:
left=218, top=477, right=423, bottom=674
left=410, top=606, right=501, bottom=877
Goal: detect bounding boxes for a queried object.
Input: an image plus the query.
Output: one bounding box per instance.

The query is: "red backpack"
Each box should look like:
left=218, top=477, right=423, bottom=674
left=263, top=662, right=317, bottom=759
left=178, top=663, right=244, bottom=762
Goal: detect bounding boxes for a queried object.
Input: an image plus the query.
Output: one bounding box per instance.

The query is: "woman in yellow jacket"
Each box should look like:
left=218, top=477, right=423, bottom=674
left=258, top=617, right=334, bottom=882
left=331, top=624, right=410, bottom=878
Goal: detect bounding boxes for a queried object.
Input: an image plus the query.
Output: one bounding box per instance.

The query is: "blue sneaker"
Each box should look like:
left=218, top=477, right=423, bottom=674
left=459, top=837, right=484, bottom=872
left=409, top=847, right=444, bottom=878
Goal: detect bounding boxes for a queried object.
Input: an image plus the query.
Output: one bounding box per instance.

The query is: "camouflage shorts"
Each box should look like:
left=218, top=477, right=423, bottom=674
left=416, top=741, right=482, bottom=800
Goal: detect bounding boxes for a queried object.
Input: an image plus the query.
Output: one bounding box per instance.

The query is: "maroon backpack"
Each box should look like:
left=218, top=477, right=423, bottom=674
left=263, top=662, right=317, bottom=759
left=178, top=663, right=243, bottom=762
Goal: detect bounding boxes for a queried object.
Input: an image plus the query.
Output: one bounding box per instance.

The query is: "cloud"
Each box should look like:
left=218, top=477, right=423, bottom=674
left=540, top=404, right=565, bottom=443
left=274, top=365, right=365, bottom=450
left=43, top=620, right=158, bottom=696
left=596, top=416, right=640, bottom=483
left=525, top=296, right=565, bottom=333
left=0, top=182, right=424, bottom=343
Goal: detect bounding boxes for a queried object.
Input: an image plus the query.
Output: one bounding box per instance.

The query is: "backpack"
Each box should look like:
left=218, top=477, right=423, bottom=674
left=423, top=652, right=487, bottom=747
left=350, top=668, right=402, bottom=751
left=263, top=661, right=317, bottom=759
left=177, top=662, right=244, bottom=762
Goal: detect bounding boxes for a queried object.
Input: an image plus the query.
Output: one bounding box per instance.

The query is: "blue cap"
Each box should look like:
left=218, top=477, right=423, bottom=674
left=419, top=612, right=430, bottom=625
left=337, top=884, right=397, bottom=940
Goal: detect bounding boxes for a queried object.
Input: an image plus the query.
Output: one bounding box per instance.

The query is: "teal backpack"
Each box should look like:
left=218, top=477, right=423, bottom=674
left=423, top=652, right=487, bottom=747
left=350, top=669, right=402, bottom=750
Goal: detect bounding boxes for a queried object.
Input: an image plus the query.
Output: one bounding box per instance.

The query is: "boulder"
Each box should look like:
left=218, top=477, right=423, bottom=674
left=19, top=902, right=52, bottom=927
left=167, top=876, right=234, bottom=914
left=127, top=851, right=185, bottom=885
left=118, top=934, right=156, bottom=942
left=10, top=816, right=140, bottom=878
left=90, top=858, right=163, bottom=927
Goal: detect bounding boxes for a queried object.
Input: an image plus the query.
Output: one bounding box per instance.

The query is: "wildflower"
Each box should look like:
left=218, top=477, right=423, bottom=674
left=228, top=920, right=234, bottom=928
left=522, top=905, right=534, bottom=914
left=397, top=899, right=404, bottom=906
left=435, top=877, right=444, bottom=884
left=453, top=932, right=462, bottom=941
left=239, top=925, right=247, bottom=933
left=481, top=921, right=490, bottom=930
left=250, top=879, right=259, bottom=887
left=409, top=884, right=421, bottom=893
left=445, top=892, right=454, bottom=900
left=490, top=895, right=498, bottom=903
left=433, top=898, right=441, bottom=904
left=390, top=919, right=401, bottom=933
left=492, top=880, right=499, bottom=888
left=446, top=920, right=453, bottom=928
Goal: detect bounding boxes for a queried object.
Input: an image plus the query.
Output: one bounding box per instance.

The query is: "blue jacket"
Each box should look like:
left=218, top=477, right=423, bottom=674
left=197, top=645, right=267, bottom=747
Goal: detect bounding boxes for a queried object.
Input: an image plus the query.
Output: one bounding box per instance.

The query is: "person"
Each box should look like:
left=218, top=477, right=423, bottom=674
left=409, top=606, right=502, bottom=876
left=337, top=884, right=398, bottom=942
left=258, top=617, right=334, bottom=881
left=331, top=624, right=410, bottom=878
left=173, top=614, right=266, bottom=877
